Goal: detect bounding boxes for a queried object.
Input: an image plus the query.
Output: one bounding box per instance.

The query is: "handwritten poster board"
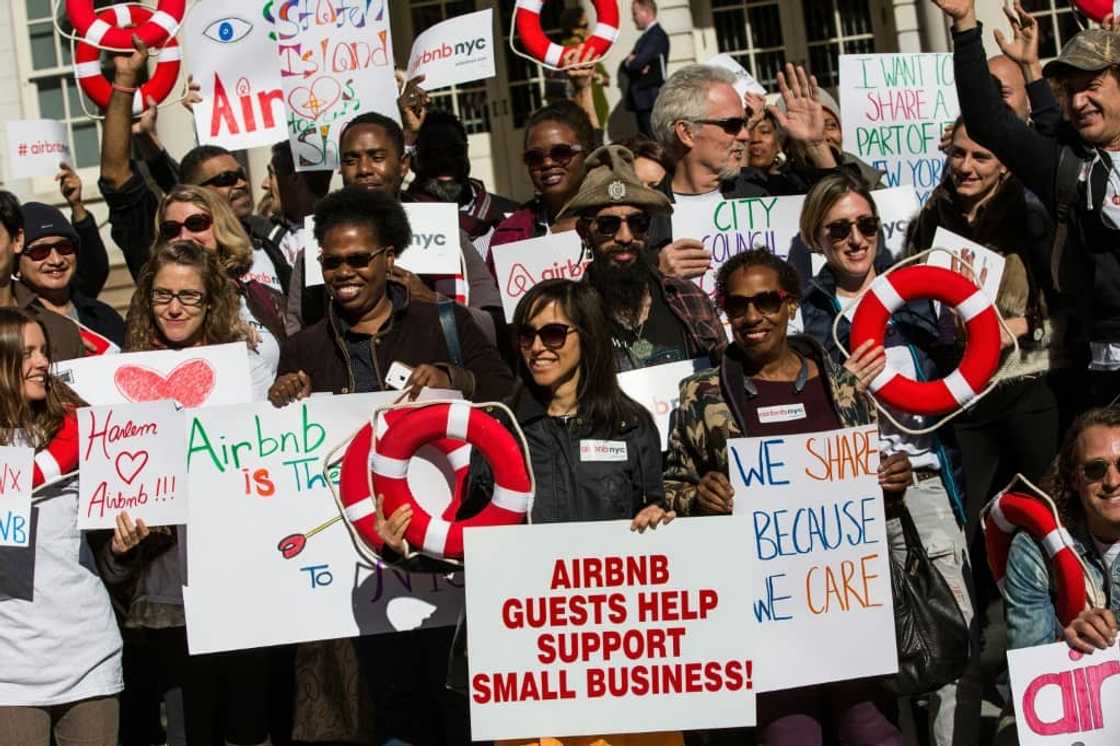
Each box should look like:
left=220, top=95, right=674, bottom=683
left=489, top=232, right=586, bottom=320
left=183, top=391, right=465, bottom=654
left=406, top=9, right=496, bottom=90
left=464, top=517, right=758, bottom=740
left=0, top=446, right=34, bottom=547
left=276, top=0, right=399, bottom=171
left=1006, top=640, right=1120, bottom=745
left=78, top=401, right=186, bottom=530
left=618, top=358, right=710, bottom=449
left=839, top=54, right=959, bottom=202
left=53, top=343, right=252, bottom=409
left=728, top=425, right=897, bottom=691
left=926, top=227, right=1006, bottom=303
left=185, top=0, right=286, bottom=150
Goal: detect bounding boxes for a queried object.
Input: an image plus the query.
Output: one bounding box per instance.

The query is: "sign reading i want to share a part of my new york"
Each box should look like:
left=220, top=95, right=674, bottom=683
left=839, top=53, right=959, bottom=202
left=463, top=517, right=758, bottom=741
left=729, top=425, right=898, bottom=692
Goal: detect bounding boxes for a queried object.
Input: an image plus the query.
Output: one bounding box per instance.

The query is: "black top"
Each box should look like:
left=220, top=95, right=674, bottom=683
left=611, top=285, right=689, bottom=371
left=742, top=372, right=840, bottom=436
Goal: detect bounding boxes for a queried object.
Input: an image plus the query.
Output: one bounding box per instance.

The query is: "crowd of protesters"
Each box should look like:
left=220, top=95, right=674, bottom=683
left=1, top=0, right=1120, bottom=744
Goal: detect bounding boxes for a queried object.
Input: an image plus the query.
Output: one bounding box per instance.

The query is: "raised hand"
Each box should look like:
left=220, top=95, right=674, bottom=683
left=398, top=74, right=430, bottom=142
left=994, top=1, right=1041, bottom=76
left=930, top=0, right=977, bottom=28
left=744, top=92, right=767, bottom=133
left=112, top=33, right=149, bottom=85
left=769, top=64, right=824, bottom=145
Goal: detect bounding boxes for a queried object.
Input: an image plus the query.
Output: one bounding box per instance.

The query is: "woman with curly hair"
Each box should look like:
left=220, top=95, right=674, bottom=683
left=0, top=308, right=123, bottom=746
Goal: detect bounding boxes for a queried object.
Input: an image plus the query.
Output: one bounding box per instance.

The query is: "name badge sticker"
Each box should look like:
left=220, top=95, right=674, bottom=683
left=579, top=439, right=628, bottom=462
left=756, top=403, right=807, bottom=424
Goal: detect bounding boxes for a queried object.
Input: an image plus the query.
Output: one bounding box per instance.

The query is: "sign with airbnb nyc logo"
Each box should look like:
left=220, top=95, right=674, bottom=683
left=406, top=8, right=496, bottom=91
left=5, top=120, right=72, bottom=180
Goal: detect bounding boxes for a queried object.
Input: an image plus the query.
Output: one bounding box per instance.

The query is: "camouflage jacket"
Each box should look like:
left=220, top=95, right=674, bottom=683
left=664, top=335, right=876, bottom=515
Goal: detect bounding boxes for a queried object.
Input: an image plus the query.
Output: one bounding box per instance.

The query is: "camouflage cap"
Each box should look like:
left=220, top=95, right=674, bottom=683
left=558, top=144, right=673, bottom=219
left=1042, top=28, right=1120, bottom=77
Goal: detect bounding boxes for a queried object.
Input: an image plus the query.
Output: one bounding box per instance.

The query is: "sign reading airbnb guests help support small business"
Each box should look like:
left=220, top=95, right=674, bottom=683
left=1006, top=640, right=1120, bottom=745
left=464, top=518, right=757, bottom=740
left=406, top=9, right=495, bottom=90
left=5, top=120, right=72, bottom=179
left=0, top=446, right=34, bottom=548
left=489, top=232, right=586, bottom=320
left=728, top=426, right=897, bottom=691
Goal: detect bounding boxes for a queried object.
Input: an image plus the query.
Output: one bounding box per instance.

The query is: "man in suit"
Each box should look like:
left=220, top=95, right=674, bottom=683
left=621, top=0, right=669, bottom=135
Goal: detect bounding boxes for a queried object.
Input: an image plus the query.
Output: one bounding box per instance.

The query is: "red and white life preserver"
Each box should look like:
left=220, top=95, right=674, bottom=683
left=982, top=489, right=1092, bottom=627
left=66, top=0, right=184, bottom=51
left=1071, top=0, right=1111, bottom=22
left=72, top=5, right=182, bottom=114
left=372, top=401, right=531, bottom=560
left=33, top=410, right=79, bottom=492
left=849, top=265, right=1001, bottom=416
left=514, top=0, right=620, bottom=67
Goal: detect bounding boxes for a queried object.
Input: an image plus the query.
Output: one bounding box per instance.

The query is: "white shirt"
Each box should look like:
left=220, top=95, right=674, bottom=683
left=239, top=296, right=280, bottom=401
left=241, top=248, right=282, bottom=294
left=673, top=189, right=723, bottom=208
left=1093, top=536, right=1120, bottom=572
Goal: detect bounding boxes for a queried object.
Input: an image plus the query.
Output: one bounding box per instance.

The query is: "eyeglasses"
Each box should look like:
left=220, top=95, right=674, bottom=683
left=151, top=288, right=206, bottom=308
left=1079, top=457, right=1120, bottom=482
left=517, top=322, right=577, bottom=350
left=825, top=216, right=881, bottom=243
left=587, top=213, right=652, bottom=239
left=23, top=240, right=76, bottom=262
left=159, top=213, right=214, bottom=241
left=723, top=289, right=791, bottom=318
left=318, top=247, right=390, bottom=272
left=523, top=144, right=584, bottom=169
left=693, top=117, right=748, bottom=136
left=200, top=168, right=247, bottom=188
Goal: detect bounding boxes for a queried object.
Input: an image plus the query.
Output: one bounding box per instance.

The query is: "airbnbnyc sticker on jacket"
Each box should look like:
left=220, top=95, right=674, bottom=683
left=579, top=439, right=628, bottom=462
left=756, top=403, right=806, bottom=424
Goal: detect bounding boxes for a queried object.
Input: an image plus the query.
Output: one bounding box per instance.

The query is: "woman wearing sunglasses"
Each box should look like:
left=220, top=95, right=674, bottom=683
left=798, top=173, right=979, bottom=746
left=154, top=185, right=286, bottom=400
left=0, top=308, right=122, bottom=746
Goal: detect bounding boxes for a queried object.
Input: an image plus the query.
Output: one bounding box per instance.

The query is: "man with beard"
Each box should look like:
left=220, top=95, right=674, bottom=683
left=404, top=110, right=517, bottom=251
left=561, top=145, right=726, bottom=372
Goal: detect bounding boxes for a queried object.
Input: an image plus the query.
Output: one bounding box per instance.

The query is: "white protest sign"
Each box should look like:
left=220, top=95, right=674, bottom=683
left=5, top=120, right=72, bottom=179
left=0, top=447, right=34, bottom=548
left=618, top=358, right=710, bottom=449
left=406, top=9, right=495, bottom=90
left=839, top=54, right=959, bottom=202
left=926, top=227, right=1006, bottom=303
left=671, top=187, right=919, bottom=302
left=464, top=517, right=757, bottom=740
left=54, top=343, right=252, bottom=408
left=185, top=0, right=286, bottom=150
left=1007, top=640, right=1120, bottom=745
left=77, top=401, right=186, bottom=529
left=183, top=391, right=465, bottom=654
left=489, top=232, right=585, bottom=320
left=728, top=425, right=897, bottom=691
left=276, top=1, right=398, bottom=171
left=704, top=54, right=766, bottom=97
left=304, top=203, right=463, bottom=285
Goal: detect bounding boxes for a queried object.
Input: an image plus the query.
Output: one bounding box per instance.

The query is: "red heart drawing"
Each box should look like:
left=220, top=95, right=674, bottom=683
left=113, top=359, right=217, bottom=409
left=288, top=77, right=342, bottom=121
left=115, top=450, right=149, bottom=485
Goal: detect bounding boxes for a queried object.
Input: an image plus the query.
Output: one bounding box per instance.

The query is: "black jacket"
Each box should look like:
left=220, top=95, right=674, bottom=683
left=72, top=291, right=126, bottom=346
left=622, top=23, right=669, bottom=112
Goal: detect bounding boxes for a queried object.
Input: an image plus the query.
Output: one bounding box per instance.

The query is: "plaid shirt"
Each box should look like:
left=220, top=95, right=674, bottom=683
left=659, top=273, right=727, bottom=364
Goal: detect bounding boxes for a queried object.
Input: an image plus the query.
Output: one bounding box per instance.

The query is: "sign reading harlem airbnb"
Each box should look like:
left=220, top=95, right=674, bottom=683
left=728, top=426, right=897, bottom=692
left=185, top=0, right=286, bottom=150
left=77, top=401, right=186, bottom=530
left=1006, top=640, right=1120, bottom=745
left=464, top=518, right=757, bottom=741
left=406, top=9, right=495, bottom=91
left=489, top=232, right=585, bottom=321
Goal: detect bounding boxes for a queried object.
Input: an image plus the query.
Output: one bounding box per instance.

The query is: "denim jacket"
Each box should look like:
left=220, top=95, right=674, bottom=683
left=1003, top=525, right=1118, bottom=650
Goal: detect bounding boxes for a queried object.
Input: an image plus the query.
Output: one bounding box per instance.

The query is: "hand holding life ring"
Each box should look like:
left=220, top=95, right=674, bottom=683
left=66, top=0, right=184, bottom=51
left=512, top=0, right=620, bottom=69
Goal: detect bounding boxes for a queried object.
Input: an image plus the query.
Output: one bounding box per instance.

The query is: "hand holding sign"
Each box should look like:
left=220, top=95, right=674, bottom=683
left=109, top=511, right=150, bottom=555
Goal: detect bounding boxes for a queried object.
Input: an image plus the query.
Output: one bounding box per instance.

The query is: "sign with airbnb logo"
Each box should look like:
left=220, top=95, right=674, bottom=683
left=77, top=401, right=186, bottom=529
left=618, top=358, right=710, bottom=449
left=1007, top=640, right=1120, bottom=745
left=5, top=120, right=72, bottom=179
left=406, top=9, right=496, bottom=91
left=489, top=231, right=585, bottom=320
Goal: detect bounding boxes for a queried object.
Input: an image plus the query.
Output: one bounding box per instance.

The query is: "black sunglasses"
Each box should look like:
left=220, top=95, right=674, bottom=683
left=23, top=240, right=77, bottom=262
left=159, top=213, right=214, bottom=241
left=200, top=168, right=247, bottom=188
left=1079, top=457, right=1120, bottom=482
left=723, top=289, right=791, bottom=318
left=523, top=144, right=584, bottom=169
left=825, top=216, right=881, bottom=242
left=587, top=213, right=652, bottom=239
left=319, top=247, right=390, bottom=271
left=693, top=117, right=747, bottom=135
left=517, top=323, right=576, bottom=350
left=151, top=288, right=206, bottom=308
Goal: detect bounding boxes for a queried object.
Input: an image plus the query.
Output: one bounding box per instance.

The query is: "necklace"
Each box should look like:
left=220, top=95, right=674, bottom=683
left=743, top=352, right=809, bottom=398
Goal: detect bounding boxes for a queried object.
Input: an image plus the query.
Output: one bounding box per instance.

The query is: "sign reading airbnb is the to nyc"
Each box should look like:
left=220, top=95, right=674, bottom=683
left=464, top=517, right=757, bottom=740
left=489, top=232, right=585, bottom=321
left=406, top=8, right=495, bottom=90
left=1007, top=640, right=1120, bottom=745
left=728, top=425, right=897, bottom=692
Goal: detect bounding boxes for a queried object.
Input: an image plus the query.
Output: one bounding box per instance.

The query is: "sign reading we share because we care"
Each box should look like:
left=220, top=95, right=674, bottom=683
left=729, top=425, right=897, bottom=692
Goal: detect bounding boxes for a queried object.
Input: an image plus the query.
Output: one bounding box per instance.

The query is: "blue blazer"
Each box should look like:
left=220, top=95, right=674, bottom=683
left=621, top=23, right=669, bottom=112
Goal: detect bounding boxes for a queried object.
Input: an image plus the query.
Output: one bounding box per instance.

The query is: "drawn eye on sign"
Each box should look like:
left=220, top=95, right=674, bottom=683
left=203, top=16, right=254, bottom=44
